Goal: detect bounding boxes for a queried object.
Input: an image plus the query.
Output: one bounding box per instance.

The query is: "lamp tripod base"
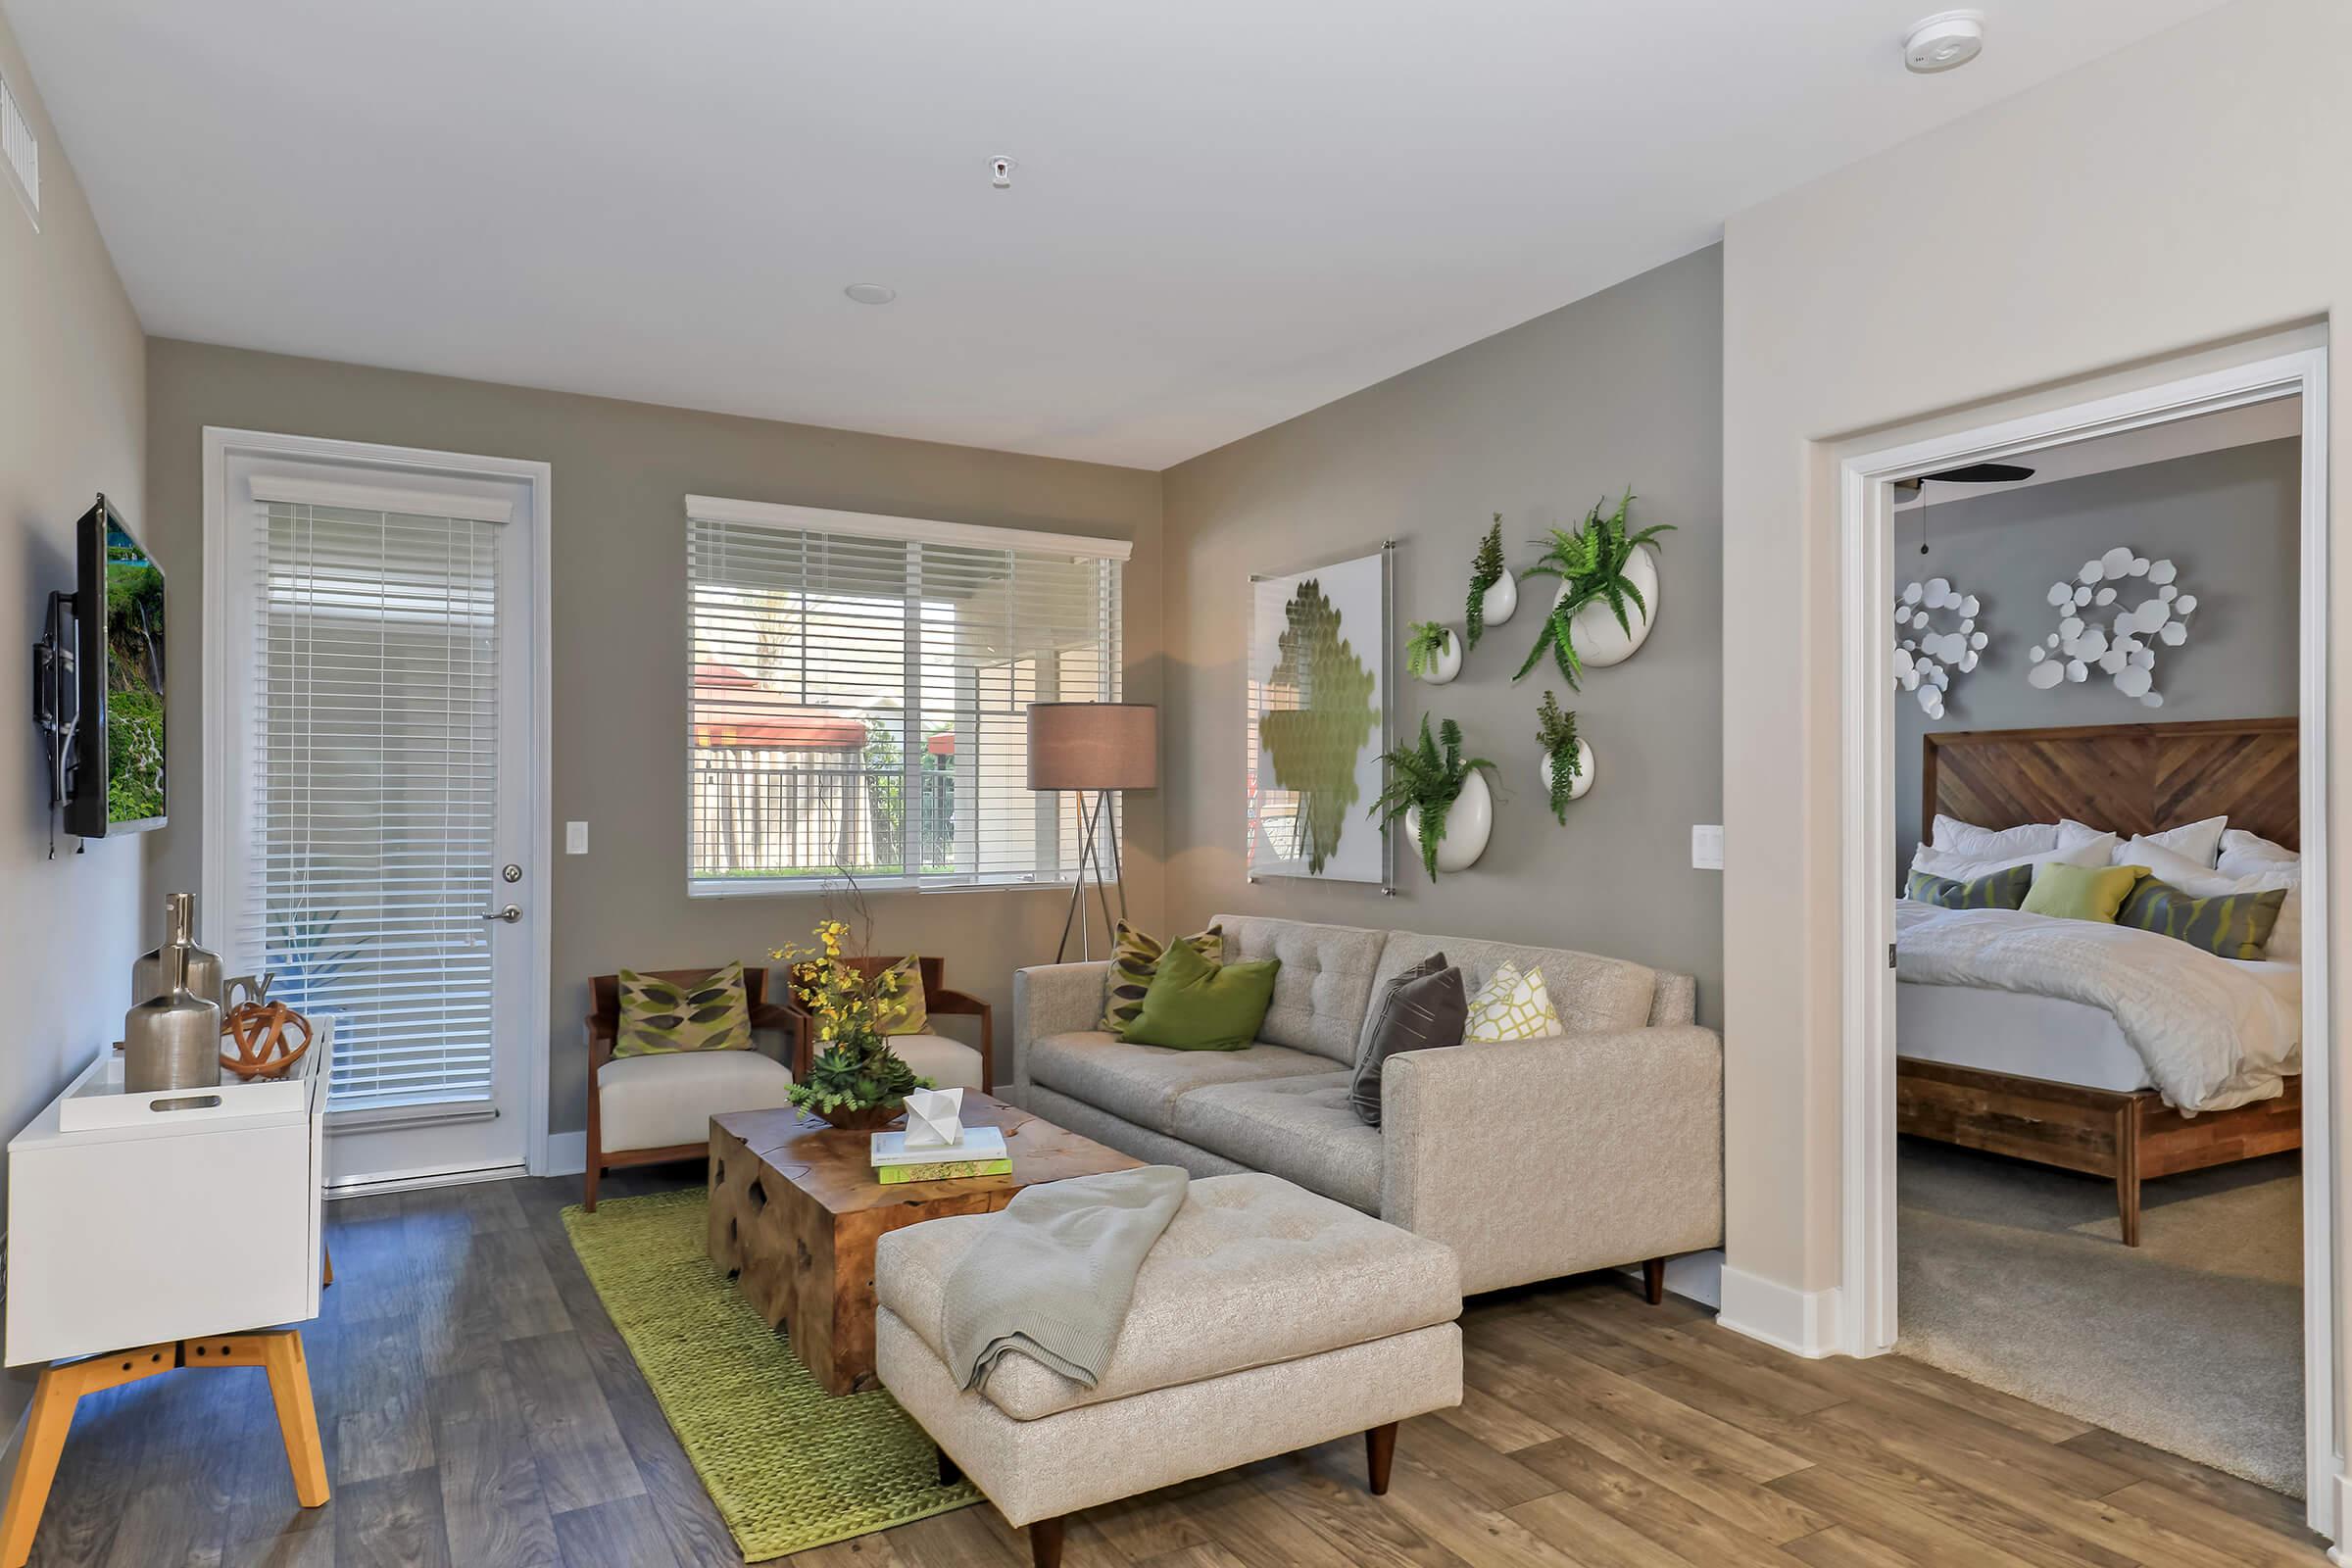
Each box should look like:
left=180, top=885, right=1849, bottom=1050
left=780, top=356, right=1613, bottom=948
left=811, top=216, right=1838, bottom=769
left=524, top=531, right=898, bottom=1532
left=1054, top=789, right=1126, bottom=963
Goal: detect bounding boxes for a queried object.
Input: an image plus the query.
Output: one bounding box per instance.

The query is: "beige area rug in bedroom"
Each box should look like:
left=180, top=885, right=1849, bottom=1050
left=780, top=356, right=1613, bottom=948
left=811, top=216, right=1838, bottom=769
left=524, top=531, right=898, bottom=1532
left=1897, top=1137, right=2304, bottom=1496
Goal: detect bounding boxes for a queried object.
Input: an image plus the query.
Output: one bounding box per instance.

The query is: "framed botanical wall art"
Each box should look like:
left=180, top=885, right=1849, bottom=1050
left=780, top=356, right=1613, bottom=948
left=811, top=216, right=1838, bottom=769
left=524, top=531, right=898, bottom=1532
left=1247, top=545, right=1393, bottom=887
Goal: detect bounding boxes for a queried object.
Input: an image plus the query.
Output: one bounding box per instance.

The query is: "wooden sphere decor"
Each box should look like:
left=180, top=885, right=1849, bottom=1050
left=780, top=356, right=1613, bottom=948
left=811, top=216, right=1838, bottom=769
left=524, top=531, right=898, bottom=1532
left=220, top=1002, right=314, bottom=1080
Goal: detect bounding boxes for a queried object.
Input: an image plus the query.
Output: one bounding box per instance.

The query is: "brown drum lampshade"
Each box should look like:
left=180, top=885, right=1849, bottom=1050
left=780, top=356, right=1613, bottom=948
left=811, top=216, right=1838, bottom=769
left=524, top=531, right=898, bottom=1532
left=1027, top=703, right=1158, bottom=791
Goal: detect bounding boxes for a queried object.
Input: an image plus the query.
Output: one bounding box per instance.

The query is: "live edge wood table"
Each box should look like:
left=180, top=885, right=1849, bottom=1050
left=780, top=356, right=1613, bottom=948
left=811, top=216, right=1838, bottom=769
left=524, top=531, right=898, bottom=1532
left=709, top=1094, right=1142, bottom=1396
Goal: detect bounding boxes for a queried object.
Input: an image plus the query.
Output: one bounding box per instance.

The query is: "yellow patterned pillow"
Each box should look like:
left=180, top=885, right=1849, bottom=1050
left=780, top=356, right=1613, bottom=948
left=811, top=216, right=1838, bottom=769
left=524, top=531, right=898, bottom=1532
left=1464, top=960, right=1561, bottom=1042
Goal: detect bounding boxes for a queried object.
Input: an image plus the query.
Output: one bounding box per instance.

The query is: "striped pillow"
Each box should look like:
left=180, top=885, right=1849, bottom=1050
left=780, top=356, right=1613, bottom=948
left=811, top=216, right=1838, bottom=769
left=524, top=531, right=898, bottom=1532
left=1100, top=922, right=1225, bottom=1034
left=2118, top=879, right=2289, bottom=960
left=1906, top=863, right=2034, bottom=910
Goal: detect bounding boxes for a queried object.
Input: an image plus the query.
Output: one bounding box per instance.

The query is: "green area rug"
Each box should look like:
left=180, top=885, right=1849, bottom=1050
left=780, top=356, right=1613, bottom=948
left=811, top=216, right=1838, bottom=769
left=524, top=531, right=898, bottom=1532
left=564, top=1189, right=977, bottom=1559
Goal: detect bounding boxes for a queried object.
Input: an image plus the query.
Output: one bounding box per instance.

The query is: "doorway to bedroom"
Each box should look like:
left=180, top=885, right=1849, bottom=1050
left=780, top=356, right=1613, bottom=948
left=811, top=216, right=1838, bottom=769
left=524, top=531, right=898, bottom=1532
left=1838, top=338, right=2331, bottom=1525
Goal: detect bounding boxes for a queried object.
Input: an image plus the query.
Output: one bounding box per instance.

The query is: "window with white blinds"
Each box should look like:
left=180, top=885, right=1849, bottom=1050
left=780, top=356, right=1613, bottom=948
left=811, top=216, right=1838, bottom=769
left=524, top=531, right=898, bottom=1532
left=685, top=500, right=1125, bottom=894
left=245, top=501, right=501, bottom=1110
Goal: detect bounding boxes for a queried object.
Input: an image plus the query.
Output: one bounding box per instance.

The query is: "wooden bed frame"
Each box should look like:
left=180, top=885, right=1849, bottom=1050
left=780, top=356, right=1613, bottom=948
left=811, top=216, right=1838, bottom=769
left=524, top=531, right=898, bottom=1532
left=1898, top=716, right=2302, bottom=1245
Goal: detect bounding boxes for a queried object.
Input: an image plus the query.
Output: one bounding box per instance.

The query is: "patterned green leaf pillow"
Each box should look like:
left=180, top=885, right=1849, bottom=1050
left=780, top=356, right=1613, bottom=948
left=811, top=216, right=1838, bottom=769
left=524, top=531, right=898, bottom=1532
left=615, top=962, right=753, bottom=1056
left=2118, top=879, right=2289, bottom=961
left=1906, top=863, right=2034, bottom=910
left=1100, top=922, right=1224, bottom=1034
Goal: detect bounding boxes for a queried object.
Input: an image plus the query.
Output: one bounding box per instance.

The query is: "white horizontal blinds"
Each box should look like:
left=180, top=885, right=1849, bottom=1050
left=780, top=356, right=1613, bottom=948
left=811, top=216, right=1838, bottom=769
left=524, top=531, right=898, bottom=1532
left=686, top=514, right=1120, bottom=891
left=247, top=501, right=501, bottom=1111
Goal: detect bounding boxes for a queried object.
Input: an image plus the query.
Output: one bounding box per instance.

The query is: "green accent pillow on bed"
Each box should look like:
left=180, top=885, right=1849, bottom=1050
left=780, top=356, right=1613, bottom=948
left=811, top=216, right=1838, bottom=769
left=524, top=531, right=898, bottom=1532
left=2022, top=861, right=2149, bottom=924
left=1906, top=863, right=2034, bottom=910
left=1119, top=939, right=1280, bottom=1052
left=2119, top=878, right=2289, bottom=960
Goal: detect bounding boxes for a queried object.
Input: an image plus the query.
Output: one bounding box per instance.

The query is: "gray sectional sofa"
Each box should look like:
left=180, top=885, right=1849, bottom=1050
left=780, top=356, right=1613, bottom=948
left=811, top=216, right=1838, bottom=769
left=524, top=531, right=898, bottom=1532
left=1009, top=914, right=1723, bottom=1296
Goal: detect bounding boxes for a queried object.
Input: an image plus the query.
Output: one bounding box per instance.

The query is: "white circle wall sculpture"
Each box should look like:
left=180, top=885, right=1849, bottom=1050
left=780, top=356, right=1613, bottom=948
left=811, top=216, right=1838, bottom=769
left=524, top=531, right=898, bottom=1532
left=1891, top=576, right=1987, bottom=721
left=2025, top=547, right=2196, bottom=709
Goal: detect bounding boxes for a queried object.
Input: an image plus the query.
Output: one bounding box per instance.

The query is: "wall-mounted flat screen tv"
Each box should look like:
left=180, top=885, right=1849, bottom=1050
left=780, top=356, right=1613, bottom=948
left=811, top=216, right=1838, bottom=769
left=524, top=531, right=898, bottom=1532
left=67, top=494, right=167, bottom=837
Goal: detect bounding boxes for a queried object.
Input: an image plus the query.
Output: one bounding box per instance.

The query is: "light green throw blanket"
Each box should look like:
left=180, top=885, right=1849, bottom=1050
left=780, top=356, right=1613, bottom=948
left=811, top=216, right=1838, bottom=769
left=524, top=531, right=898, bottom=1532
left=941, top=1164, right=1190, bottom=1391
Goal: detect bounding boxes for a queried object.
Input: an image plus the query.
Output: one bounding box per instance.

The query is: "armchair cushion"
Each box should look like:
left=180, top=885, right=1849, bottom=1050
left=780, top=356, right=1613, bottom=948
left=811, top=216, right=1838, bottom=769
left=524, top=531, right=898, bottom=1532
left=614, top=962, right=753, bottom=1056
left=888, top=1031, right=986, bottom=1093
left=597, top=1049, right=795, bottom=1153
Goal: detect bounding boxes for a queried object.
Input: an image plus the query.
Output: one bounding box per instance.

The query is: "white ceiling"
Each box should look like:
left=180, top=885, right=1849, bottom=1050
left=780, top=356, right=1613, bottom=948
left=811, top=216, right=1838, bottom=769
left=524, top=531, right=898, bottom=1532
left=8, top=0, right=2233, bottom=469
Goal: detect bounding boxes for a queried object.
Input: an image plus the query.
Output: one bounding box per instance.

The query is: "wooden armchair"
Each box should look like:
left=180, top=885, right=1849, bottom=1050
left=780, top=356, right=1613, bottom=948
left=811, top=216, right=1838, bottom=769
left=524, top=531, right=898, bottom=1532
left=583, top=967, right=802, bottom=1211
left=778, top=956, right=994, bottom=1094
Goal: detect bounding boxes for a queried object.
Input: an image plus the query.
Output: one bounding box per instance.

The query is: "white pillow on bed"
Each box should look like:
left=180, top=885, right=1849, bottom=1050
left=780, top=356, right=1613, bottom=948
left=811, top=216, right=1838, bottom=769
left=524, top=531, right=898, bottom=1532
left=1911, top=833, right=2117, bottom=883
left=1930, top=815, right=2060, bottom=858
left=2075, top=813, right=2228, bottom=867
left=2216, top=831, right=2302, bottom=963
left=2220, top=828, right=2298, bottom=874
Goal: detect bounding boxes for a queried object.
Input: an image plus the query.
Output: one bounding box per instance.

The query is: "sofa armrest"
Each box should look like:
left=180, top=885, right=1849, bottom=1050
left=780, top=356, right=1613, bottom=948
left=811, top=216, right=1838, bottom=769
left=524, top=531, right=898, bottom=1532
left=1380, top=1025, right=1723, bottom=1296
left=1010, top=961, right=1110, bottom=1101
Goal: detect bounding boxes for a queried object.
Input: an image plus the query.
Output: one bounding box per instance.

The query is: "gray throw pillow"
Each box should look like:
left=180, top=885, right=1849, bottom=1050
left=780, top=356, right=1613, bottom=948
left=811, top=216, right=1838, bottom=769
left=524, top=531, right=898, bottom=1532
left=1349, top=954, right=1468, bottom=1128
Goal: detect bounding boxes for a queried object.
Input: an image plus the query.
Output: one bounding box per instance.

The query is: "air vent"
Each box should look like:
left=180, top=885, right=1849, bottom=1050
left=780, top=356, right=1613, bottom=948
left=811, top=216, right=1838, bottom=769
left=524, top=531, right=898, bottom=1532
left=1, top=71, right=39, bottom=228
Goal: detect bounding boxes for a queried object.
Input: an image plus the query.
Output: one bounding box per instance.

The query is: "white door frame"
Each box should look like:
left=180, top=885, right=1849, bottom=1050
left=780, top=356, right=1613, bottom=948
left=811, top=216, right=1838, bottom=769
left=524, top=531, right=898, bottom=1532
left=1835, top=345, right=2333, bottom=1532
left=200, top=426, right=556, bottom=1183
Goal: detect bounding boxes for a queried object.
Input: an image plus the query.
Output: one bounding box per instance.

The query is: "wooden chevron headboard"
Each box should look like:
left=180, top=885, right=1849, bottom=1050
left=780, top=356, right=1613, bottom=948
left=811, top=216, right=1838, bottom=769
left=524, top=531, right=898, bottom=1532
left=1924, top=716, right=2299, bottom=852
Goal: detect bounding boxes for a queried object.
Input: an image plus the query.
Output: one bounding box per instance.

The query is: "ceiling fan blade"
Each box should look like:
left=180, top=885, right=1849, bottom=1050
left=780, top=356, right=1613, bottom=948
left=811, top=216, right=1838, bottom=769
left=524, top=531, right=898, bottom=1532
left=1923, top=461, right=2035, bottom=484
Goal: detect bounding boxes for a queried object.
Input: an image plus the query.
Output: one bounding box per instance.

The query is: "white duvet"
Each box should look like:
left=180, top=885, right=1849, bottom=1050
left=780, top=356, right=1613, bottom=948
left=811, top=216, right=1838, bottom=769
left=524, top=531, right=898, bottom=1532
left=1895, top=900, right=2301, bottom=1113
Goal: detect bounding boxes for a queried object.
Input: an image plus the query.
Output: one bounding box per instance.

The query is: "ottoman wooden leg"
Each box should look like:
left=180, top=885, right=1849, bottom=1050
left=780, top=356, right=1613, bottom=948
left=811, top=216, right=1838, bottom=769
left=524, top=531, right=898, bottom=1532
left=1643, top=1256, right=1667, bottom=1305
left=1365, top=1422, right=1397, bottom=1495
left=1029, top=1515, right=1065, bottom=1568
left=937, top=1446, right=961, bottom=1486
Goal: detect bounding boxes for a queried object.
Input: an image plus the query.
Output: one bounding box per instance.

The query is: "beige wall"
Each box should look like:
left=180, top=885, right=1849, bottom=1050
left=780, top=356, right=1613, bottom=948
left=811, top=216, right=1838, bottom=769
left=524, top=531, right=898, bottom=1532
left=1722, top=0, right=2349, bottom=1299
left=0, top=15, right=148, bottom=1414
left=143, top=342, right=1162, bottom=1138
left=1160, top=248, right=1724, bottom=1012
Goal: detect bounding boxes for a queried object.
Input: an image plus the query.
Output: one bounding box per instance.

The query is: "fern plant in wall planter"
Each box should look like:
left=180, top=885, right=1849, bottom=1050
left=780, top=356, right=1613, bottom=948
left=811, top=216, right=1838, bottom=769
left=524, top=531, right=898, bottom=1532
left=1404, top=620, right=1462, bottom=684
left=1515, top=490, right=1674, bottom=687
left=1465, top=515, right=1516, bottom=648
left=1535, top=691, right=1594, bottom=822
left=1369, top=714, right=1496, bottom=880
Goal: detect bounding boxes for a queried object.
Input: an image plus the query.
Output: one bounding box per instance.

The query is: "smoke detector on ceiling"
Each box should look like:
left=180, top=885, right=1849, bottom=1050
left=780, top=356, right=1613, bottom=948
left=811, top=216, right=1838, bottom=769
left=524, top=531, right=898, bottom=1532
left=1904, top=10, right=1985, bottom=74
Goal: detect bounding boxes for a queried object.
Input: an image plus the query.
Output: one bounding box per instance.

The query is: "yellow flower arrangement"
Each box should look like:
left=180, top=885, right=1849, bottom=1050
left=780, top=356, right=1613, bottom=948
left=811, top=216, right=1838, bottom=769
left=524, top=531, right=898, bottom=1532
left=771, top=914, right=929, bottom=1124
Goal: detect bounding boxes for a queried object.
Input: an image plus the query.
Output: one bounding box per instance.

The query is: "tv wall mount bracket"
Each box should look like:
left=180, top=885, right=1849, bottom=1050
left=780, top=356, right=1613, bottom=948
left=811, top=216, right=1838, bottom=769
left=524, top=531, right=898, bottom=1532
left=31, top=587, right=81, bottom=856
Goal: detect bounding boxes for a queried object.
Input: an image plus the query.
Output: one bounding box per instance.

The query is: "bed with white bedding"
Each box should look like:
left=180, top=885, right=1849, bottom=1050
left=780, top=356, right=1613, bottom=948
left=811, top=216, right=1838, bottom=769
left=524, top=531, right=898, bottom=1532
left=1897, top=717, right=2305, bottom=1245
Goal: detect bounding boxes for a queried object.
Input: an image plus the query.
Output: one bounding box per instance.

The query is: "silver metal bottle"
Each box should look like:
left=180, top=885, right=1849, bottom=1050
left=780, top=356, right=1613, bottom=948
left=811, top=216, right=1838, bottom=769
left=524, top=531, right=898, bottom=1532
left=133, top=892, right=223, bottom=1008
left=123, top=939, right=222, bottom=1093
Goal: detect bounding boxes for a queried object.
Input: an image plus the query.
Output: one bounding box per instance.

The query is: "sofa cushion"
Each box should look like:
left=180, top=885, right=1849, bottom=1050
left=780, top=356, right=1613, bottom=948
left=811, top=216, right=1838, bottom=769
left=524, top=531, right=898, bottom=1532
left=1210, top=914, right=1389, bottom=1064
left=596, top=1049, right=795, bottom=1152
left=1360, top=934, right=1655, bottom=1058
left=875, top=1172, right=1459, bottom=1421
left=1172, top=1074, right=1384, bottom=1213
left=1025, top=1031, right=1334, bottom=1135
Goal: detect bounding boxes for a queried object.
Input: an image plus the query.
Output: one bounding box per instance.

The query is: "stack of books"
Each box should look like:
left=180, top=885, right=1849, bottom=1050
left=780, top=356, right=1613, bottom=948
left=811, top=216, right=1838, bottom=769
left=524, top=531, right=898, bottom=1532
left=869, top=1124, right=1010, bottom=1185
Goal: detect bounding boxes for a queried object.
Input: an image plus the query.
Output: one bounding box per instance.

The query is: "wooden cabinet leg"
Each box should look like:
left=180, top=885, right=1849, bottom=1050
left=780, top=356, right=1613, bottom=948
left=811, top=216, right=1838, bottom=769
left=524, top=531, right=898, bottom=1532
left=254, top=1332, right=330, bottom=1506
left=321, top=1242, right=335, bottom=1288
left=1028, top=1515, right=1064, bottom=1568
left=1, top=1367, right=82, bottom=1568
left=1365, top=1421, right=1397, bottom=1495
left=1642, top=1256, right=1667, bottom=1305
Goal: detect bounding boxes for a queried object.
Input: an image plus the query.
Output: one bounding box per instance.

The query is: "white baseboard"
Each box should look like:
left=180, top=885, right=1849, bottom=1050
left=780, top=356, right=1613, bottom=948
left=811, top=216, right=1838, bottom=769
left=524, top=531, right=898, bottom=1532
left=542, top=1130, right=586, bottom=1178
left=1617, top=1249, right=1724, bottom=1309
left=1716, top=1264, right=1843, bottom=1358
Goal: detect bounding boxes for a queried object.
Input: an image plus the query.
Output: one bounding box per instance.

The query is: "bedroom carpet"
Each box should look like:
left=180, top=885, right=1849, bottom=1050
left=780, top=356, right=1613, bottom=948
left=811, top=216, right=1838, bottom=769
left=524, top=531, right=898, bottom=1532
left=1897, top=1136, right=2305, bottom=1496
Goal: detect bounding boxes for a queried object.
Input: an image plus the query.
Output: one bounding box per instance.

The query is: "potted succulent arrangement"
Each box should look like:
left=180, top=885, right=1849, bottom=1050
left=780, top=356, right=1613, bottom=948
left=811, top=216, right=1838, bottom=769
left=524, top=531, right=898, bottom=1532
left=1514, top=490, right=1674, bottom=687
left=1404, top=619, right=1462, bottom=684
left=1369, top=714, right=1497, bottom=880
left=1465, top=514, right=1515, bottom=648
left=772, top=913, right=933, bottom=1130
left=1535, top=691, right=1595, bottom=822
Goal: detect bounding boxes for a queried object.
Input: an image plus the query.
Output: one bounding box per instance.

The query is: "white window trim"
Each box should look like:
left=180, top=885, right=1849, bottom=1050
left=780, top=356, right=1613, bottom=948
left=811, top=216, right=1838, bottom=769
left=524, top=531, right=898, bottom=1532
left=683, top=495, right=1124, bottom=898
left=201, top=427, right=556, bottom=1179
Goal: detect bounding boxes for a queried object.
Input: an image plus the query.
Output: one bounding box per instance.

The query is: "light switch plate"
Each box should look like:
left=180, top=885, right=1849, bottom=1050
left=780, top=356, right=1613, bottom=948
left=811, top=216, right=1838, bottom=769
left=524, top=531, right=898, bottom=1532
left=565, top=820, right=589, bottom=855
left=1690, top=824, right=1724, bottom=870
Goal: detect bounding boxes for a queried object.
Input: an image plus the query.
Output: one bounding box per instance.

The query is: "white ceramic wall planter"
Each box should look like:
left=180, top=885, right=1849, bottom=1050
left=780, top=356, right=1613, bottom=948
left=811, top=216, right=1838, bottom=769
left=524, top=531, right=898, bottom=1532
left=1404, top=769, right=1492, bottom=873
left=1479, top=567, right=1518, bottom=629
left=1541, top=740, right=1595, bottom=803
left=1552, top=543, right=1659, bottom=667
left=1414, top=628, right=1464, bottom=685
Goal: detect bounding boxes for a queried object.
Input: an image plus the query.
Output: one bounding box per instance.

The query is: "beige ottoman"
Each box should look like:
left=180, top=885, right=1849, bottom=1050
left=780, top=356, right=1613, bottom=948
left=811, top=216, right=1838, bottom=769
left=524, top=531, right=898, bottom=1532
left=873, top=1171, right=1463, bottom=1568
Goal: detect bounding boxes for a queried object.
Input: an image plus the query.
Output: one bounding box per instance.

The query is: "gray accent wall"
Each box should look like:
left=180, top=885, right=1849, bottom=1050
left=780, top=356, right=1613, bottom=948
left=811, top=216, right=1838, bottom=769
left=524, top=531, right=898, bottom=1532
left=143, top=341, right=1162, bottom=1140
left=1892, top=438, right=2301, bottom=872
left=1158, top=246, right=1724, bottom=1022
left=0, top=12, right=150, bottom=1424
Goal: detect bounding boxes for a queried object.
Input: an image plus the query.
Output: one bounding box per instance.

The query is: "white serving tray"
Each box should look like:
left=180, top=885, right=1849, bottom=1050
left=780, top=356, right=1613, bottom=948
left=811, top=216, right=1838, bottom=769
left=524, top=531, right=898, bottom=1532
left=58, top=1016, right=331, bottom=1132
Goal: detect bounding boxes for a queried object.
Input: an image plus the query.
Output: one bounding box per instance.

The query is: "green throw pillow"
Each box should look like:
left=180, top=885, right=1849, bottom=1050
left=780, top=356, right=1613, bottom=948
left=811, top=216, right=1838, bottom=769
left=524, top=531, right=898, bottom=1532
left=1100, top=921, right=1224, bottom=1034
left=1119, top=939, right=1280, bottom=1052
left=1907, top=863, right=2034, bottom=910
left=2119, top=878, right=2288, bottom=960
left=615, top=962, right=753, bottom=1055
left=2021, top=861, right=2148, bottom=924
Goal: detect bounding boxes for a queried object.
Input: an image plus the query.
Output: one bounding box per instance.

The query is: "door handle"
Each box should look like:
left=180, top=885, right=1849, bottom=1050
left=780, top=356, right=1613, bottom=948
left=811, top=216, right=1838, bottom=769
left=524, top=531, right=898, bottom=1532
left=480, top=905, right=522, bottom=923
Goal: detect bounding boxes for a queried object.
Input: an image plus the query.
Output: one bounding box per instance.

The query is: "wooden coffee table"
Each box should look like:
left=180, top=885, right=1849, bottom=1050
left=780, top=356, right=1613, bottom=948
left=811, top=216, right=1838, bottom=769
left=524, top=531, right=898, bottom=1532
left=707, top=1093, right=1143, bottom=1396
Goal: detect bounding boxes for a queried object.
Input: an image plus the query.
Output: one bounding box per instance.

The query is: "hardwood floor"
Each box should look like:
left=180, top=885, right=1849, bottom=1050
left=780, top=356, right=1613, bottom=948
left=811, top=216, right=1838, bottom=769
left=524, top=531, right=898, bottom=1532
left=14, top=1164, right=2328, bottom=1566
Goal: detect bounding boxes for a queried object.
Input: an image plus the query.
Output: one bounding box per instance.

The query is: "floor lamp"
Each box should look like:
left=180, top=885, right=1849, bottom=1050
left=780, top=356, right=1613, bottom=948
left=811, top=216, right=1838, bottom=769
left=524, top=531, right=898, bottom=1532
left=1028, top=702, right=1157, bottom=962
